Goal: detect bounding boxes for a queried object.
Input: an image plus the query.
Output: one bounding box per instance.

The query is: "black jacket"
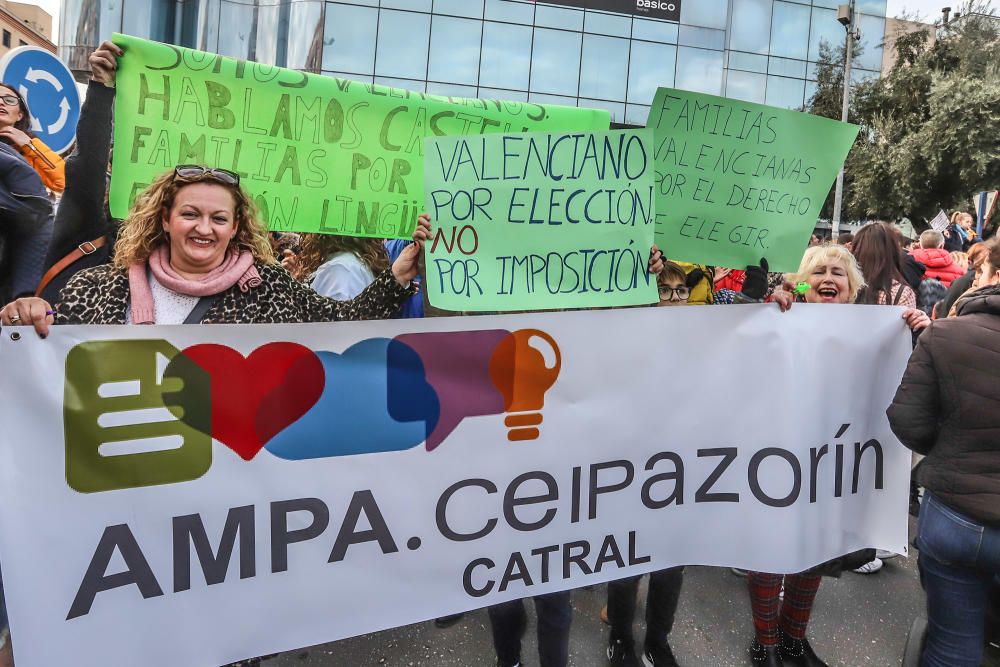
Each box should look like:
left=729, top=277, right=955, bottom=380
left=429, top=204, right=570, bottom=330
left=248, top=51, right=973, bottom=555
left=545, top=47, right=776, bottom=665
left=40, top=81, right=117, bottom=303
left=887, top=284, right=1000, bottom=525
left=901, top=252, right=926, bottom=292
left=937, top=269, right=975, bottom=319
left=943, top=223, right=971, bottom=253
left=0, top=142, right=54, bottom=300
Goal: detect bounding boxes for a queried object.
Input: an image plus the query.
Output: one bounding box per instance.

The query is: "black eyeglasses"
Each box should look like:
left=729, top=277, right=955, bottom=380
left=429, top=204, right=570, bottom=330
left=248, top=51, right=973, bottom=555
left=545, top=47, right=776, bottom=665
left=0, top=94, right=20, bottom=107
left=658, top=285, right=690, bottom=301
left=174, top=165, right=240, bottom=186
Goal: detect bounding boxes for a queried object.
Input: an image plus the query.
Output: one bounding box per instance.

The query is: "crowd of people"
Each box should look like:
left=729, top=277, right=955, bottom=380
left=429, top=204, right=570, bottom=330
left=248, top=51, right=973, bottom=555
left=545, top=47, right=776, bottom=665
left=0, top=41, right=998, bottom=667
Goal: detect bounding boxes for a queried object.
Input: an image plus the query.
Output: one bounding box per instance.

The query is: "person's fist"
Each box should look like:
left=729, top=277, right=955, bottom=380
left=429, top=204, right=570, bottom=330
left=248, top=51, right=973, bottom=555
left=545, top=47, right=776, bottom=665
left=90, top=40, right=123, bottom=88
left=391, top=214, right=432, bottom=286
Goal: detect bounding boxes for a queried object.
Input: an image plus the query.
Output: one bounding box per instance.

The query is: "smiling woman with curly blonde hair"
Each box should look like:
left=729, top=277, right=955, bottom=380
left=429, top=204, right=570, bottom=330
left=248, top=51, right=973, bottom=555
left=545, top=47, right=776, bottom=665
left=112, top=169, right=276, bottom=270
left=1, top=165, right=431, bottom=334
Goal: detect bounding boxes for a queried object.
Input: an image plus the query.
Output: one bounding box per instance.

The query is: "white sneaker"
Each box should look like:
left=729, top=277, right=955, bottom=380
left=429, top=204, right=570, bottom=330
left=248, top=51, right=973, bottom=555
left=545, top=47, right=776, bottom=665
left=876, top=549, right=899, bottom=560
left=853, top=557, right=884, bottom=574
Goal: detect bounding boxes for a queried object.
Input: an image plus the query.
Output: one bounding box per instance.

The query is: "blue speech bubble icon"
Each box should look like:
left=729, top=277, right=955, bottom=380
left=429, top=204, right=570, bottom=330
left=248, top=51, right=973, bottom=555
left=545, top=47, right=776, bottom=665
left=264, top=338, right=439, bottom=460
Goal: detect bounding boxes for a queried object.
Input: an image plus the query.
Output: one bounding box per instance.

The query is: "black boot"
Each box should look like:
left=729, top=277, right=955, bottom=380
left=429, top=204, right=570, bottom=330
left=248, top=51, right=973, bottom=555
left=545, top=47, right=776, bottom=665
left=749, top=640, right=783, bottom=667
left=779, top=629, right=829, bottom=667
left=434, top=613, right=465, bottom=628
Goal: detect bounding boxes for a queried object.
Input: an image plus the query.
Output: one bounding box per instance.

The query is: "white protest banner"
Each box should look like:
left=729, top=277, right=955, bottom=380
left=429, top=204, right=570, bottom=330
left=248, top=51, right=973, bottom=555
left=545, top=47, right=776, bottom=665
left=929, top=210, right=949, bottom=232
left=0, top=305, right=912, bottom=667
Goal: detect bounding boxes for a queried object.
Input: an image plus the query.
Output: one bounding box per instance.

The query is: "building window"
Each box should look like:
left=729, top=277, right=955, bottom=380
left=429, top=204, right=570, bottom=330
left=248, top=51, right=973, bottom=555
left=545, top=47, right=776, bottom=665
left=480, top=21, right=532, bottom=91
left=375, top=9, right=431, bottom=80
left=18, top=40, right=26, bottom=47
left=530, top=28, right=582, bottom=97
left=765, top=74, right=806, bottom=109
left=2, top=31, right=10, bottom=48
left=428, top=16, right=482, bottom=85
left=628, top=41, right=677, bottom=105
left=770, top=1, right=811, bottom=61
left=579, top=34, right=629, bottom=101
left=674, top=46, right=725, bottom=95
left=730, top=0, right=773, bottom=55
left=323, top=4, right=379, bottom=75
left=726, top=70, right=767, bottom=104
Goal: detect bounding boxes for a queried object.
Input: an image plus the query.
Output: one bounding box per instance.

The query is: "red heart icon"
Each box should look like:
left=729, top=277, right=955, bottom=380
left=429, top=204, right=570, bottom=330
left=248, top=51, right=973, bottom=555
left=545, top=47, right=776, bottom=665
left=168, top=343, right=325, bottom=460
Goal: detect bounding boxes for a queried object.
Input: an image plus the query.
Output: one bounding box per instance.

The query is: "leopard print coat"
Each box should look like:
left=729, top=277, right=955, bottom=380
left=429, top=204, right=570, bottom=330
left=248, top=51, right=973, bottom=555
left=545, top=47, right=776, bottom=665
left=54, top=262, right=416, bottom=325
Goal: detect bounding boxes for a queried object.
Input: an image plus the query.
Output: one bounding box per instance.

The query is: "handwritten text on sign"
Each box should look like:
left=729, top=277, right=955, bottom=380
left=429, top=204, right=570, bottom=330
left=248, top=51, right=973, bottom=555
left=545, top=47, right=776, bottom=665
left=424, top=129, right=657, bottom=311
left=109, top=34, right=610, bottom=237
left=648, top=88, right=859, bottom=272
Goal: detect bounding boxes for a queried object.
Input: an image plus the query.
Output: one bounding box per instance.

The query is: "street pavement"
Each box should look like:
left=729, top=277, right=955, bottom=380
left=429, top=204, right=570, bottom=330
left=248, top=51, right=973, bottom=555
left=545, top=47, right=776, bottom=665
left=271, top=517, right=998, bottom=666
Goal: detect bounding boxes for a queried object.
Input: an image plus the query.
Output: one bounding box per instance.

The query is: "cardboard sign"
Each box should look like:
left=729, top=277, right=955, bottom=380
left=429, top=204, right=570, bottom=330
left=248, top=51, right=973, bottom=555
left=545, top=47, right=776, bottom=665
left=648, top=88, right=860, bottom=272
left=424, top=129, right=657, bottom=311
left=110, top=34, right=610, bottom=237
left=928, top=210, right=949, bottom=232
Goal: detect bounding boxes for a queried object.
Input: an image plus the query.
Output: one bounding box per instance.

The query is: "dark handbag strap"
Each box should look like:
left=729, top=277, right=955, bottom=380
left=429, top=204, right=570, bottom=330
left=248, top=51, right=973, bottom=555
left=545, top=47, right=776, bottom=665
left=183, top=293, right=222, bottom=324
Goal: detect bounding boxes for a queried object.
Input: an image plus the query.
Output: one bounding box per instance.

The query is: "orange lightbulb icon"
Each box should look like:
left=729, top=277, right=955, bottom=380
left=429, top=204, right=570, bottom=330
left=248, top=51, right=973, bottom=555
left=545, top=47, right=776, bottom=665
left=488, top=329, right=562, bottom=442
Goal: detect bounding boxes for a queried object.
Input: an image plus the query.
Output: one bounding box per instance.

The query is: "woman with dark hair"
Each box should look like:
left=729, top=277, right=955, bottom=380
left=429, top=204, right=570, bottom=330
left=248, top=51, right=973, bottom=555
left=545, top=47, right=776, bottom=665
left=852, top=222, right=916, bottom=308
left=888, top=237, right=1000, bottom=667
left=849, top=222, right=917, bottom=573
left=0, top=83, right=64, bottom=193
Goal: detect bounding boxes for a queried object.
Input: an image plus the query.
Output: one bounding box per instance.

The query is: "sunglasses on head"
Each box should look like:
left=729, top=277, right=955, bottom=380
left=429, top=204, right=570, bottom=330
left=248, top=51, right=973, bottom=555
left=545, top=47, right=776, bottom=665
left=0, top=94, right=20, bottom=107
left=174, top=165, right=240, bottom=186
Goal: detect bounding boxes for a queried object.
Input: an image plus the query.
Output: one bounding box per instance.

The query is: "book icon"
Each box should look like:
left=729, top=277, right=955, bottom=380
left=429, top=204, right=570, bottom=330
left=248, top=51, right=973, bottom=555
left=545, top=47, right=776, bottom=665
left=64, top=340, right=212, bottom=493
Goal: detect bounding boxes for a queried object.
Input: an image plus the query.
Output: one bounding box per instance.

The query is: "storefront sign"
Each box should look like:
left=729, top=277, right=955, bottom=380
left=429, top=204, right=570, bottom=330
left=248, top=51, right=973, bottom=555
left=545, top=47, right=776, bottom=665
left=529, top=0, right=681, bottom=22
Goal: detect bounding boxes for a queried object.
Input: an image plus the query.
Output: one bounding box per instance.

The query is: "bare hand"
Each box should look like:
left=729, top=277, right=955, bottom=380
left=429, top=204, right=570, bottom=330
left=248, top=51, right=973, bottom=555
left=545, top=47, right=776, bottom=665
left=648, top=245, right=665, bottom=275
left=280, top=249, right=300, bottom=277
left=392, top=214, right=432, bottom=286
left=902, top=307, right=930, bottom=332
left=1, top=297, right=54, bottom=337
left=769, top=289, right=794, bottom=312
left=90, top=40, right=123, bottom=88
left=0, top=126, right=31, bottom=148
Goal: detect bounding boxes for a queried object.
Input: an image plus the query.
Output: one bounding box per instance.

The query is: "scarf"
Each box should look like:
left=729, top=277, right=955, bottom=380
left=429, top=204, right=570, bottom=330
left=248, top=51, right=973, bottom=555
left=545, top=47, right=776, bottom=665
left=128, top=245, right=262, bottom=324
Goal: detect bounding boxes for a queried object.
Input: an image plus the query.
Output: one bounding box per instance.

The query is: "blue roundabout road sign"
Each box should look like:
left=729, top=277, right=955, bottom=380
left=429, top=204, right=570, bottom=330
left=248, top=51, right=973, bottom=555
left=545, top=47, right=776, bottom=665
left=0, top=46, right=81, bottom=154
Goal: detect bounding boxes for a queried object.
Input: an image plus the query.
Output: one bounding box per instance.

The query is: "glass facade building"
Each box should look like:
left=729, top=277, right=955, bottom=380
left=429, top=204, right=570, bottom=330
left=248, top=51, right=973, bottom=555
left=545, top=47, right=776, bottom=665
left=60, top=0, right=887, bottom=124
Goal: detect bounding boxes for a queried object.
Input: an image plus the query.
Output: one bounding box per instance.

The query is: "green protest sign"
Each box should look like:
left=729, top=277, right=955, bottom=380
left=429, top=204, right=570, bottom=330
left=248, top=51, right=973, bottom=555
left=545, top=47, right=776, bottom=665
left=424, top=129, right=657, bottom=312
left=648, top=88, right=860, bottom=272
left=109, top=34, right=610, bottom=237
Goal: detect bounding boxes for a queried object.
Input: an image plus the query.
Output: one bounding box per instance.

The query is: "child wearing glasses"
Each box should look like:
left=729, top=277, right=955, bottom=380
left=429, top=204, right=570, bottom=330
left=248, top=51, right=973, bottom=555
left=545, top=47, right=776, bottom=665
left=656, top=262, right=693, bottom=306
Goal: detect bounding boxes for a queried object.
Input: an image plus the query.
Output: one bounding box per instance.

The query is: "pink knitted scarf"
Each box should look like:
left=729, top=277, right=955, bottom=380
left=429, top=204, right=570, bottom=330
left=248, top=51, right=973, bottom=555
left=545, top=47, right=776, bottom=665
left=128, top=245, right=262, bottom=324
